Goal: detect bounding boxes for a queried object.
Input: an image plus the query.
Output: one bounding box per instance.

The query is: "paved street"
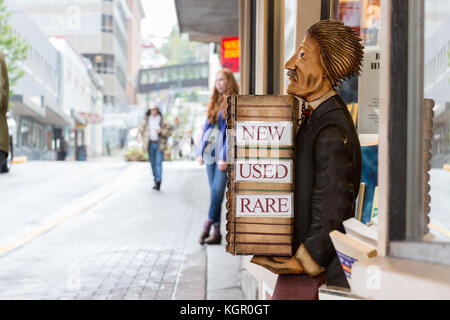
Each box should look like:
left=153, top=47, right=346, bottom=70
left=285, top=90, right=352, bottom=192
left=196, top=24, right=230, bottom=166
left=0, top=159, right=234, bottom=300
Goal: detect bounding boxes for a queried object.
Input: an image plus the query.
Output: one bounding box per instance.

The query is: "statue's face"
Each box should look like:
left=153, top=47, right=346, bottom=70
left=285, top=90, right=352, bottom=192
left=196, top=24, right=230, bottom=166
left=284, top=36, right=327, bottom=100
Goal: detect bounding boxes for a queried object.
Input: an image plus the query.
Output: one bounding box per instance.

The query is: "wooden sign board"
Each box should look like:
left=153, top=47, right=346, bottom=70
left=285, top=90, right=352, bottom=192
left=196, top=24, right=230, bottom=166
left=226, top=95, right=299, bottom=256
left=235, top=160, right=293, bottom=184
left=236, top=122, right=293, bottom=145
left=236, top=194, right=293, bottom=217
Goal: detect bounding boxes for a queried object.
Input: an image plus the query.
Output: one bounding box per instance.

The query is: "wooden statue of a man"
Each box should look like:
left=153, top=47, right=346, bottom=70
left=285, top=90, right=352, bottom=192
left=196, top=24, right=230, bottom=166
left=251, top=19, right=363, bottom=299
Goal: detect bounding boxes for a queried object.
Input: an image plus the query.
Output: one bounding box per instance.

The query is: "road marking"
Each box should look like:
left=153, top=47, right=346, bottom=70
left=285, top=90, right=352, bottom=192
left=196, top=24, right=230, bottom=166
left=0, top=164, right=145, bottom=257
left=429, top=222, right=450, bottom=239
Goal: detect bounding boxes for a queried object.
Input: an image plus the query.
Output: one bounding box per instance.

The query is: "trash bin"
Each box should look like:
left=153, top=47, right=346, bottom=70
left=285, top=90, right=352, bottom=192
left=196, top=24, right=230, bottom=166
left=77, top=145, right=87, bottom=161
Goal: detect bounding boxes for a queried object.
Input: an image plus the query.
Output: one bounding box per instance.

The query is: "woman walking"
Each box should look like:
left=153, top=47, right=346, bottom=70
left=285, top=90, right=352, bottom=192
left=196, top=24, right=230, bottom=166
left=197, top=69, right=239, bottom=245
left=138, top=105, right=172, bottom=191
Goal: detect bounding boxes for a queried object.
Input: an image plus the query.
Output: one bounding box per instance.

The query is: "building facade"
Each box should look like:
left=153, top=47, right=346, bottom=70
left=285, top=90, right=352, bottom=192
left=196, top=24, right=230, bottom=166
left=16, top=0, right=141, bottom=111
left=49, top=36, right=104, bottom=158
left=5, top=0, right=70, bottom=161
left=126, top=0, right=145, bottom=106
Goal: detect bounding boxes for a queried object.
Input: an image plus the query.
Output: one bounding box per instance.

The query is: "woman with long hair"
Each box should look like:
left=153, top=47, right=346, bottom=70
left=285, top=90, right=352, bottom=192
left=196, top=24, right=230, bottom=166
left=197, top=69, right=239, bottom=245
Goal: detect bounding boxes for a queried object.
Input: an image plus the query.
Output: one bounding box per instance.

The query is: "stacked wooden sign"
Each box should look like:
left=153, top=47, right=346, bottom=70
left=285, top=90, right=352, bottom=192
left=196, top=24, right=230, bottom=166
left=225, top=95, right=299, bottom=256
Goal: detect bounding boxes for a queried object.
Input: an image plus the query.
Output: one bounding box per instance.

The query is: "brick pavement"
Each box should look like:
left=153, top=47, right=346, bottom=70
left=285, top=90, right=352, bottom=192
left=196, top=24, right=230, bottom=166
left=0, top=161, right=212, bottom=300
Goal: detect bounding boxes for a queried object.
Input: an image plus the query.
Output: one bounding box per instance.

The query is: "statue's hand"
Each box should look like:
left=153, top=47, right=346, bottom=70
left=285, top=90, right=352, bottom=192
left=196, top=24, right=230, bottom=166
left=250, top=256, right=304, bottom=275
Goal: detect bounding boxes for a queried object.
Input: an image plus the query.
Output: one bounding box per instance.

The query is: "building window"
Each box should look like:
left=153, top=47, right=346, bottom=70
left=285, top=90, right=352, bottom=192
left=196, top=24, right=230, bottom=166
left=20, top=119, right=33, bottom=148
left=83, top=54, right=115, bottom=75
left=382, top=0, right=450, bottom=266
left=102, top=14, right=114, bottom=33
left=113, top=19, right=128, bottom=58
left=116, top=66, right=126, bottom=90
left=423, top=0, right=450, bottom=243
left=103, top=95, right=115, bottom=106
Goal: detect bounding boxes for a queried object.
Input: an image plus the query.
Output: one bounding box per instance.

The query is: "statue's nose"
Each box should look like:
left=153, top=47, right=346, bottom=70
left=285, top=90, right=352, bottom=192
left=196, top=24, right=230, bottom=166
left=284, top=53, right=296, bottom=70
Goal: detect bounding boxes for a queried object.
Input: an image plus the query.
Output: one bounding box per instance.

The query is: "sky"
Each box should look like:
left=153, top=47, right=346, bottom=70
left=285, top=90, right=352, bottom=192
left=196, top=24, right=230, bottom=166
left=140, top=0, right=178, bottom=45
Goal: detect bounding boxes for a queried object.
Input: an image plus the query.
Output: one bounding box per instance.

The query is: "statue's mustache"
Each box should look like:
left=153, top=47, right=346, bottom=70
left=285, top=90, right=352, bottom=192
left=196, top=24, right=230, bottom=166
left=287, top=70, right=297, bottom=81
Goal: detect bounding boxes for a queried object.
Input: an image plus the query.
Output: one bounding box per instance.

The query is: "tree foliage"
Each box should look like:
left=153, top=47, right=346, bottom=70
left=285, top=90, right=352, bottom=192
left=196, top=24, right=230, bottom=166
left=160, top=26, right=208, bottom=65
left=0, top=0, right=29, bottom=104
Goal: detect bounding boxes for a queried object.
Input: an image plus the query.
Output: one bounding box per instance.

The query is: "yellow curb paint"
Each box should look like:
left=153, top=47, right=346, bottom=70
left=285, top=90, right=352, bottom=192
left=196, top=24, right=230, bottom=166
left=429, top=222, right=450, bottom=239
left=0, top=164, right=144, bottom=256
left=12, top=156, right=27, bottom=164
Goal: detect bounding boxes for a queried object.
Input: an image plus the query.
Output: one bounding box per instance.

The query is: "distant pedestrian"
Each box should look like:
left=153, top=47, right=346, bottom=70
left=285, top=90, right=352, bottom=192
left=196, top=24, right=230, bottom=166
left=58, top=137, right=68, bottom=161
left=138, top=105, right=173, bottom=191
left=0, top=51, right=10, bottom=172
left=197, top=69, right=239, bottom=245
left=171, top=117, right=183, bottom=160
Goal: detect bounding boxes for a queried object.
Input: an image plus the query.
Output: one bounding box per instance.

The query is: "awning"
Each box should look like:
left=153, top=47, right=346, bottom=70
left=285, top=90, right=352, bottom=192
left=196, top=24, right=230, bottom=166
left=46, top=105, right=73, bottom=127
left=72, top=111, right=87, bottom=125
left=79, top=112, right=103, bottom=124
left=11, top=95, right=72, bottom=127
left=174, top=0, right=239, bottom=43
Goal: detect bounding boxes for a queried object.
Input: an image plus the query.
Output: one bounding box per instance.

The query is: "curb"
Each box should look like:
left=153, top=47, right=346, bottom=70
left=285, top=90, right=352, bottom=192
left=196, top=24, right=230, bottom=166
left=12, top=156, right=27, bottom=164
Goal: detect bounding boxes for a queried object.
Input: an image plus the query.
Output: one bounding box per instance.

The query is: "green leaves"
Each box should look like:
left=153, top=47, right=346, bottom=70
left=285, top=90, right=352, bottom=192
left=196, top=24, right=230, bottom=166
left=159, top=26, right=208, bottom=66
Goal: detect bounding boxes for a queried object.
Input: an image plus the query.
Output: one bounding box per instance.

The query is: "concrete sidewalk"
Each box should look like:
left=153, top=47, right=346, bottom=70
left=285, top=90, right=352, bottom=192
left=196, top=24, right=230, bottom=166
left=206, top=245, right=244, bottom=300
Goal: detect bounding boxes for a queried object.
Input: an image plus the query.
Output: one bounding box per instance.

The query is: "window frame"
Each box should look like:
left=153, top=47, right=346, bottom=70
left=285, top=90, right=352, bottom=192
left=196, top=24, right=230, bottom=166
left=382, top=0, right=450, bottom=266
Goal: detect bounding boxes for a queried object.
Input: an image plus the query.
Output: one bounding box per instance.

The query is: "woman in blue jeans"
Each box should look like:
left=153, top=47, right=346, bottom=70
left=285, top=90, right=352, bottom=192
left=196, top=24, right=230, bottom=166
left=197, top=69, right=239, bottom=245
left=138, top=105, right=172, bottom=191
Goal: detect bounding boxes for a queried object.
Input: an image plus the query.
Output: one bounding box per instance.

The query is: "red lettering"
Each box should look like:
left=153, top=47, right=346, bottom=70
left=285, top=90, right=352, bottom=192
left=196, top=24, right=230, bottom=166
left=257, top=127, right=267, bottom=141
left=239, top=163, right=251, bottom=179
left=253, top=198, right=265, bottom=212
left=238, top=163, right=290, bottom=180
left=242, top=126, right=254, bottom=140
left=241, top=198, right=251, bottom=212
left=263, top=164, right=274, bottom=179
left=275, top=164, right=288, bottom=179
left=268, top=126, right=285, bottom=141
left=239, top=196, right=291, bottom=215
left=278, top=198, right=289, bottom=213
left=266, top=198, right=276, bottom=212
left=252, top=164, right=262, bottom=179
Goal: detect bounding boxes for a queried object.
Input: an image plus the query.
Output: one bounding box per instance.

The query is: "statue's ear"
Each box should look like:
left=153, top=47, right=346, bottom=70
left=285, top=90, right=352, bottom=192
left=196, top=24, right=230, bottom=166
left=318, top=54, right=328, bottom=78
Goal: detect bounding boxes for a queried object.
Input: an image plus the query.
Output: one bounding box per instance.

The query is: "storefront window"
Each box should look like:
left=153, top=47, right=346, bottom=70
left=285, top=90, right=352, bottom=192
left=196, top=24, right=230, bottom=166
left=332, top=0, right=380, bottom=108
left=20, top=119, right=32, bottom=148
left=284, top=0, right=297, bottom=91
left=330, top=0, right=381, bottom=226
left=424, top=0, right=450, bottom=242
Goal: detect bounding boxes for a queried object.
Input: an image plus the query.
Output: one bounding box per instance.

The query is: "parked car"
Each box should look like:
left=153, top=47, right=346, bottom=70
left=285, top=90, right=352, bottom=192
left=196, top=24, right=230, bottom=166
left=2, top=114, right=15, bottom=173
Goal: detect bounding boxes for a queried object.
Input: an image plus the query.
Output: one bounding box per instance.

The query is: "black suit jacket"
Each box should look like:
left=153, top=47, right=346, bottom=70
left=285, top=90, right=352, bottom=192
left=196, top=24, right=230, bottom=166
left=294, top=94, right=361, bottom=287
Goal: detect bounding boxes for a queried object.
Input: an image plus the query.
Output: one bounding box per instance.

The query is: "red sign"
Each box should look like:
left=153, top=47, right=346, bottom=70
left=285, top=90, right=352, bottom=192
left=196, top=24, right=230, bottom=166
left=221, top=36, right=240, bottom=72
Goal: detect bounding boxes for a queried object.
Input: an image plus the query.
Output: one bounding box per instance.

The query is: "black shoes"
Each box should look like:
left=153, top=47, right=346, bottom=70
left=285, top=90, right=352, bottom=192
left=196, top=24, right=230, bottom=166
left=153, top=181, right=161, bottom=191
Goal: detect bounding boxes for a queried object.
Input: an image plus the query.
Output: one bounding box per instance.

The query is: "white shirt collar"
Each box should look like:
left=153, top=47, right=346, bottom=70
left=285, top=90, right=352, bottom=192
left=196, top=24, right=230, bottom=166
left=307, top=89, right=338, bottom=110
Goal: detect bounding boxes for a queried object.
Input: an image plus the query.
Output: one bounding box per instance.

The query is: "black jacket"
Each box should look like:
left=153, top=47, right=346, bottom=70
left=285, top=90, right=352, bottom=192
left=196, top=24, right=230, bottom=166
left=294, top=94, right=361, bottom=287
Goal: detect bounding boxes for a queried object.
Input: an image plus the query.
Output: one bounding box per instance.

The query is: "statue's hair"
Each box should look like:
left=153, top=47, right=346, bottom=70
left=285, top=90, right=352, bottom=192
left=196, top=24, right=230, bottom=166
left=306, top=19, right=364, bottom=88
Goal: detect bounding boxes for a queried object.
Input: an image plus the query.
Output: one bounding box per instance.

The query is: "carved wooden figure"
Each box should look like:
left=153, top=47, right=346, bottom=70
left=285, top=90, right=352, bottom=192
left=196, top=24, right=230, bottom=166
left=251, top=19, right=364, bottom=299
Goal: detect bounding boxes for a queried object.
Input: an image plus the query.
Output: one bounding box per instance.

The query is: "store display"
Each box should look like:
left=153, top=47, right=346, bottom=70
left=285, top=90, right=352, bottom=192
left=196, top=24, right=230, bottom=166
left=225, top=95, right=299, bottom=256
